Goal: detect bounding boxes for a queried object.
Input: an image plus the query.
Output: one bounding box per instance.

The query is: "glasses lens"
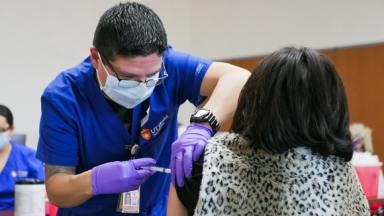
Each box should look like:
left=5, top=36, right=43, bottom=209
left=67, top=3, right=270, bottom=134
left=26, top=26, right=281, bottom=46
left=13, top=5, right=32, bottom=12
left=116, top=64, right=167, bottom=88
left=154, top=65, right=167, bottom=86
left=146, top=79, right=157, bottom=87
left=156, top=78, right=166, bottom=86
left=118, top=80, right=140, bottom=88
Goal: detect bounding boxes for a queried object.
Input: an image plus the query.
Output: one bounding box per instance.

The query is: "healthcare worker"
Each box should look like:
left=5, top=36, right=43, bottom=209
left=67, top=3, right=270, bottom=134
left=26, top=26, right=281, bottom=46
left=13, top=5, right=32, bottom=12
left=0, top=104, right=45, bottom=210
left=36, top=2, right=250, bottom=216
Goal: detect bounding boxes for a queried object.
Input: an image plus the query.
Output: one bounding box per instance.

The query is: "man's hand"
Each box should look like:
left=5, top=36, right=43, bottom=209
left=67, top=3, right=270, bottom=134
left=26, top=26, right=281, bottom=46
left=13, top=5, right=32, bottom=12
left=171, top=124, right=213, bottom=187
left=92, top=158, right=156, bottom=195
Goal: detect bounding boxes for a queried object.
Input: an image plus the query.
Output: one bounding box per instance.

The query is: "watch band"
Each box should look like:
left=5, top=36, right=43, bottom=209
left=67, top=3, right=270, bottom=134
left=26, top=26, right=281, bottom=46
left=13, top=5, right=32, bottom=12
left=190, top=108, right=220, bottom=134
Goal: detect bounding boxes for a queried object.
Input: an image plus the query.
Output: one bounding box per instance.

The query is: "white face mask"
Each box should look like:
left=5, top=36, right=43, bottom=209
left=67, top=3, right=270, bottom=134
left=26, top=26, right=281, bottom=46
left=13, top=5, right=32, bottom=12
left=96, top=54, right=157, bottom=109
left=0, top=131, right=10, bottom=150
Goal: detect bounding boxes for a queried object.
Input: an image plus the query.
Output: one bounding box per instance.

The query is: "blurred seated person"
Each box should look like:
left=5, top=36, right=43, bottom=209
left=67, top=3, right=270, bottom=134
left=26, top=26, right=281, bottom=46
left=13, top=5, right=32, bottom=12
left=0, top=104, right=45, bottom=210
left=350, top=123, right=373, bottom=153
left=167, top=46, right=370, bottom=215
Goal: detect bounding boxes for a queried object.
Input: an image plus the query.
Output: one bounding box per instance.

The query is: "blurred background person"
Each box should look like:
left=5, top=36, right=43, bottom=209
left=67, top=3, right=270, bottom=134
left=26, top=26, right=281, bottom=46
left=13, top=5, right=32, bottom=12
left=350, top=123, right=373, bottom=153
left=167, top=46, right=370, bottom=216
left=0, top=104, right=45, bottom=211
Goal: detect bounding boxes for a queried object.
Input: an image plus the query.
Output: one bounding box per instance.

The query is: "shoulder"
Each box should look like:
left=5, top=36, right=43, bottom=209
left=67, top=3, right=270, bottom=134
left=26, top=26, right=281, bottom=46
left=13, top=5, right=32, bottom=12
left=43, top=56, right=94, bottom=97
left=11, top=141, right=37, bottom=158
left=163, top=45, right=189, bottom=62
left=204, top=132, right=253, bottom=163
left=163, top=45, right=212, bottom=70
left=206, top=132, right=250, bottom=151
left=42, top=56, right=97, bottom=111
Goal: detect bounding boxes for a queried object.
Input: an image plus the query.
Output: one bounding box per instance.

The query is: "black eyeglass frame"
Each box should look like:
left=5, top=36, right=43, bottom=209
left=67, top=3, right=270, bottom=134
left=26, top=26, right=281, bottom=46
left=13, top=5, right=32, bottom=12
left=97, top=50, right=168, bottom=88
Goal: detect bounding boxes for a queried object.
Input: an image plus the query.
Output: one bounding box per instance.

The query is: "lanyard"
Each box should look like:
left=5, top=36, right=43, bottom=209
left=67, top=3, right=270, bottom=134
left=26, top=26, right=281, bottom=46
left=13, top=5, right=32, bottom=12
left=126, top=98, right=150, bottom=158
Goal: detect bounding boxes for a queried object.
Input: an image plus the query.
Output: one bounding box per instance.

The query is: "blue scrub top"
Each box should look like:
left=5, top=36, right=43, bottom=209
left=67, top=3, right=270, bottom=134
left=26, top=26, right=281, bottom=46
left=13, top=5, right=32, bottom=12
left=36, top=45, right=212, bottom=216
left=0, top=141, right=45, bottom=210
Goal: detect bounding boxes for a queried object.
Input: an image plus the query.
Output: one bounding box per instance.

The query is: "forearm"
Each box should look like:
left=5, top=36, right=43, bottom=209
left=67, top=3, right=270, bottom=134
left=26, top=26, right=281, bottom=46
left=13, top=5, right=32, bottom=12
left=202, top=63, right=250, bottom=123
left=46, top=170, right=93, bottom=208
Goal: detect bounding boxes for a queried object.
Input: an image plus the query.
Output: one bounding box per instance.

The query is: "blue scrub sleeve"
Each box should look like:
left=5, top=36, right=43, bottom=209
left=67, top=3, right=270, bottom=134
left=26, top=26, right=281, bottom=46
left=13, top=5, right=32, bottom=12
left=165, top=48, right=212, bottom=107
left=36, top=88, right=79, bottom=166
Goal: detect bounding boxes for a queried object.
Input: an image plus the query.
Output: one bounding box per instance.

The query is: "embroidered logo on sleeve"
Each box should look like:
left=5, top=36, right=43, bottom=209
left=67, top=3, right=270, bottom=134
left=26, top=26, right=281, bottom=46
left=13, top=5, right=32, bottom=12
left=195, top=63, right=204, bottom=75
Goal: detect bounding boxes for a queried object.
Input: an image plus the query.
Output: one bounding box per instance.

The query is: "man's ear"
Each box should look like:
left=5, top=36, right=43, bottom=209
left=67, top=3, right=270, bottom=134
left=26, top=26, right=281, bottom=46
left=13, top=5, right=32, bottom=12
left=90, top=47, right=100, bottom=69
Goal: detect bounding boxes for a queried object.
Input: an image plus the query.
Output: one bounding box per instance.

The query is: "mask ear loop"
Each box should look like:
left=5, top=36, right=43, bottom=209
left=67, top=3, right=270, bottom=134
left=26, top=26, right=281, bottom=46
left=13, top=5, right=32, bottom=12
left=96, top=53, right=116, bottom=101
left=96, top=53, right=110, bottom=88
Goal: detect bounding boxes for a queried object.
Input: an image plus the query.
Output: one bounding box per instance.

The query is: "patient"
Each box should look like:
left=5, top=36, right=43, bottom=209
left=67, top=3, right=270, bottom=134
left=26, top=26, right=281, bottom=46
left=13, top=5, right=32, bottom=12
left=167, top=46, right=370, bottom=215
left=0, top=104, right=45, bottom=210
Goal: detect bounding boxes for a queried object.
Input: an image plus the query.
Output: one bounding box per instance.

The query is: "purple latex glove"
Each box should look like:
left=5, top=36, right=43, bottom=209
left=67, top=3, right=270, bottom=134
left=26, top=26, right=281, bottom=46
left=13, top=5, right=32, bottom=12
left=92, top=158, right=156, bottom=195
left=171, top=124, right=213, bottom=187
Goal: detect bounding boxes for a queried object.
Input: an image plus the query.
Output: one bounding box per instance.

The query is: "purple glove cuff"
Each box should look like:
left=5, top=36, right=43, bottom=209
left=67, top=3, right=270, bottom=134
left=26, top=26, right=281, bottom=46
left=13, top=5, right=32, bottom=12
left=92, top=166, right=101, bottom=195
left=188, top=123, right=213, bottom=136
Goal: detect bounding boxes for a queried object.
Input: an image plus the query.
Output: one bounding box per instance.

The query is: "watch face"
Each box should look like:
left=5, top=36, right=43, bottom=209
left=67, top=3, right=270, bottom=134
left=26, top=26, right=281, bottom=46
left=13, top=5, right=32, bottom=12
left=195, top=109, right=208, bottom=117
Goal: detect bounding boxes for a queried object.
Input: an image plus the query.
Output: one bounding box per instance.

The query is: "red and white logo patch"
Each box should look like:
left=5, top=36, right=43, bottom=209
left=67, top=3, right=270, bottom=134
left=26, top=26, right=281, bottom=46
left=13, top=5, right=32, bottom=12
left=140, top=129, right=151, bottom=140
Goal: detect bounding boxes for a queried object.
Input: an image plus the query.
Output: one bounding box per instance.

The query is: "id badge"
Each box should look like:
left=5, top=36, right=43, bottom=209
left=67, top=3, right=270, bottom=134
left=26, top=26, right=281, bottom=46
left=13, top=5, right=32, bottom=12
left=117, top=187, right=140, bottom=214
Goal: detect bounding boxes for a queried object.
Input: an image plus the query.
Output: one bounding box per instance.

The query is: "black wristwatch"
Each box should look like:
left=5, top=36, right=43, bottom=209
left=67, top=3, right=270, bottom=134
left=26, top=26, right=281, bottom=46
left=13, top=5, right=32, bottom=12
left=190, top=108, right=220, bottom=134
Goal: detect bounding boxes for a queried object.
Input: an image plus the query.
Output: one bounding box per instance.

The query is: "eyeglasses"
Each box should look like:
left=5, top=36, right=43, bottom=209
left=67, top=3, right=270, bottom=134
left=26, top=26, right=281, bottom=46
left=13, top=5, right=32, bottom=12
left=0, top=127, right=10, bottom=133
left=98, top=51, right=168, bottom=88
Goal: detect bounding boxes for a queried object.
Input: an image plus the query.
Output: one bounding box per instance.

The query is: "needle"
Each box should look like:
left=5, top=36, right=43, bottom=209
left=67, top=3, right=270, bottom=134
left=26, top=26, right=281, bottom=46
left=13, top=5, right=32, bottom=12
left=141, top=166, right=171, bottom=174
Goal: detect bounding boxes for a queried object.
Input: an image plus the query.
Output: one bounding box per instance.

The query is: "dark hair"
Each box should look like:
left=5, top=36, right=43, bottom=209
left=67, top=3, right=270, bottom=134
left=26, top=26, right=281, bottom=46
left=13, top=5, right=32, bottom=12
left=230, top=46, right=353, bottom=161
left=93, top=2, right=168, bottom=62
left=0, top=104, right=13, bottom=127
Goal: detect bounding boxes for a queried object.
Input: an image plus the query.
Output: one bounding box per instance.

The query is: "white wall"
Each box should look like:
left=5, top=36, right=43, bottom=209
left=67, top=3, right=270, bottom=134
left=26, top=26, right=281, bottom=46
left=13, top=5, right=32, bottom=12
left=0, top=0, right=383, bottom=149
left=190, top=0, right=384, bottom=60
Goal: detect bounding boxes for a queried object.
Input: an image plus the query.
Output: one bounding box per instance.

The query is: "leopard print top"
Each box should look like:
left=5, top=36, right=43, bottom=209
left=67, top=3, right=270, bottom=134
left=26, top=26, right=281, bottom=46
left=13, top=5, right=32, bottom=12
left=194, top=132, right=370, bottom=216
